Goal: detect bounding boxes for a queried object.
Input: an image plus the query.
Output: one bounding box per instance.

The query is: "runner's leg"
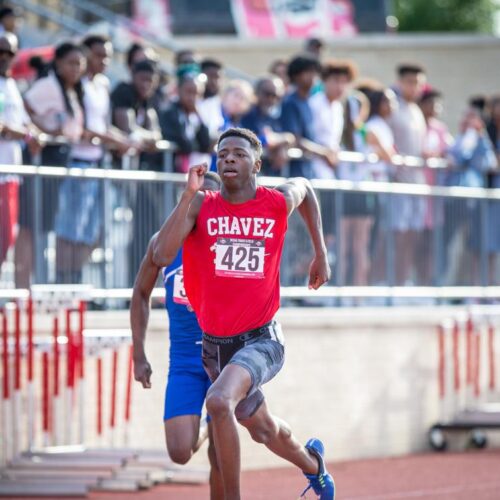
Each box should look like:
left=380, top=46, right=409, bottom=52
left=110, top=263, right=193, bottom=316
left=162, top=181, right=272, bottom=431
left=205, top=363, right=253, bottom=500
left=240, top=400, right=318, bottom=474
left=164, top=415, right=201, bottom=464
left=208, top=422, right=224, bottom=500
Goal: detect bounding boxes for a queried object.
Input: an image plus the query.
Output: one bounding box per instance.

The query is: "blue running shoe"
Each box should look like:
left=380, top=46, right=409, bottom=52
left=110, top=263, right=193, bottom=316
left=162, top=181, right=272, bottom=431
left=300, top=438, right=335, bottom=499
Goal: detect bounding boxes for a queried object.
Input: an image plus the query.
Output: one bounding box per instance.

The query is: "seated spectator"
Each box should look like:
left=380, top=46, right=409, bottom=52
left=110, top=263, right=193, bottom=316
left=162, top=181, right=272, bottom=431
left=160, top=74, right=211, bottom=172
left=280, top=54, right=335, bottom=178
left=241, top=76, right=294, bottom=175
left=24, top=41, right=87, bottom=284
left=0, top=33, right=39, bottom=277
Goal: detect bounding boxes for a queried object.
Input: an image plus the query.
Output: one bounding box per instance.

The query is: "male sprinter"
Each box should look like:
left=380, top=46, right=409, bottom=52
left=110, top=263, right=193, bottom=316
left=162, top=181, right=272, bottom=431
left=153, top=127, right=335, bottom=500
left=130, top=172, right=223, bottom=499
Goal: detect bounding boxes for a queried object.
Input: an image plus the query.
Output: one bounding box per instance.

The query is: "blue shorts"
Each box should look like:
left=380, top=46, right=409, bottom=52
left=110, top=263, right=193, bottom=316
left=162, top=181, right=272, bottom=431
left=163, top=346, right=211, bottom=421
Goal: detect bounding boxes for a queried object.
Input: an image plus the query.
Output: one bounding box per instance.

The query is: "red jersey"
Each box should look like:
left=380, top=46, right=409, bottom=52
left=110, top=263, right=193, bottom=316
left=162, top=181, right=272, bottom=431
left=183, top=186, right=288, bottom=337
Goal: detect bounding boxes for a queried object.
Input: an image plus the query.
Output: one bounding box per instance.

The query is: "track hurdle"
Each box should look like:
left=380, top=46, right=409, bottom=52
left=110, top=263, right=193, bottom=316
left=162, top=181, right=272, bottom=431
left=431, top=308, right=500, bottom=450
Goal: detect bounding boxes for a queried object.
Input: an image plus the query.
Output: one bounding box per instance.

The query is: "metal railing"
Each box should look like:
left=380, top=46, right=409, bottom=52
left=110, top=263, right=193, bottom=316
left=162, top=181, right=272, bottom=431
left=1, top=145, right=500, bottom=305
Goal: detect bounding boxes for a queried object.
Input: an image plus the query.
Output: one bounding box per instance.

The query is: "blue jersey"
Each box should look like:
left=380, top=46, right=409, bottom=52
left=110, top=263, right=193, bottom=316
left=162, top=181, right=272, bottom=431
left=163, top=249, right=202, bottom=345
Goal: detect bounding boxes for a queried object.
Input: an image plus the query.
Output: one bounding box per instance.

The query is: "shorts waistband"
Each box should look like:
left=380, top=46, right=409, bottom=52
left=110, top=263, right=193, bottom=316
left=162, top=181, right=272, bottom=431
left=202, top=321, right=275, bottom=345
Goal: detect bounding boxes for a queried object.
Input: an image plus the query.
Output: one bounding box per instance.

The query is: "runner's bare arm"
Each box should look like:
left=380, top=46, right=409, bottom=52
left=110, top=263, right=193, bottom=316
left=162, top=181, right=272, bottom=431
left=152, top=163, right=208, bottom=267
left=276, top=178, right=331, bottom=289
left=130, top=235, right=160, bottom=388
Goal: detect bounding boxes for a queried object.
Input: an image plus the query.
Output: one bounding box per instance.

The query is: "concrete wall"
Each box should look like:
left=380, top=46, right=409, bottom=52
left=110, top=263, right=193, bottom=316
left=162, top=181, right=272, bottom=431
left=68, top=306, right=499, bottom=470
left=178, top=34, right=500, bottom=134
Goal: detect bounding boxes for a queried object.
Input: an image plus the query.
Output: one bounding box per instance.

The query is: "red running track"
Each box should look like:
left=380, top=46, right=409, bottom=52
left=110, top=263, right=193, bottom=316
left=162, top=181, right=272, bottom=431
left=19, top=450, right=500, bottom=500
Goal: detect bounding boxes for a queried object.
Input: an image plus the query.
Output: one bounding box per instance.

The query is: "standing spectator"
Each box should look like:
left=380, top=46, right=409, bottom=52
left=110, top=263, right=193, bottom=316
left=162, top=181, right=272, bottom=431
left=198, top=58, right=224, bottom=142
left=309, top=60, right=358, bottom=179
left=0, top=6, right=20, bottom=37
left=364, top=88, right=398, bottom=284
left=336, top=85, right=374, bottom=289
left=23, top=41, right=86, bottom=285
left=241, top=76, right=294, bottom=176
left=280, top=54, right=335, bottom=178
left=388, top=63, right=427, bottom=285
left=304, top=37, right=325, bottom=60
left=0, top=33, right=38, bottom=274
left=113, top=42, right=161, bottom=112
left=446, top=107, right=497, bottom=285
left=418, top=87, right=454, bottom=284
left=485, top=96, right=500, bottom=284
left=111, top=59, right=163, bottom=280
left=160, top=74, right=211, bottom=172
left=44, top=35, right=132, bottom=284
left=111, top=60, right=162, bottom=163
left=221, top=79, right=254, bottom=127
left=268, top=58, right=289, bottom=90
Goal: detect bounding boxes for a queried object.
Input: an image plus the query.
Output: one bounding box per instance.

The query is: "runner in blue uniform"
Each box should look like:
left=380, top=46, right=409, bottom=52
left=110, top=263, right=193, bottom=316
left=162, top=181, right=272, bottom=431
left=130, top=172, right=222, bottom=498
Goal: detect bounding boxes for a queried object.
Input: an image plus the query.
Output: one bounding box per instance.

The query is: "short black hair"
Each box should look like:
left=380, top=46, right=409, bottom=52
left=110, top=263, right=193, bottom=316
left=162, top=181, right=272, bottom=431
left=469, top=95, right=487, bottom=113
left=126, top=42, right=144, bottom=68
left=132, top=59, right=157, bottom=75
left=0, top=7, right=16, bottom=21
left=397, top=63, right=425, bottom=77
left=204, top=171, right=221, bottom=186
left=217, top=128, right=262, bottom=159
left=287, top=54, right=320, bottom=81
left=321, top=59, right=358, bottom=82
left=201, top=58, right=223, bottom=72
left=175, top=49, right=196, bottom=66
left=82, top=34, right=109, bottom=50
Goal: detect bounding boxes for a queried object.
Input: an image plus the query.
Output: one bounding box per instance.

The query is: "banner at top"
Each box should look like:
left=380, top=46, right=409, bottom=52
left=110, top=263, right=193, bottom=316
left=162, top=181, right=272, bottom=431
left=231, top=0, right=356, bottom=38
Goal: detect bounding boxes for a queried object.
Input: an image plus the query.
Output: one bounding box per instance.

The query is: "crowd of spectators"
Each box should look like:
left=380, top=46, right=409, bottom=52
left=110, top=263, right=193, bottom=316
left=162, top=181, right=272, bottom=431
left=0, top=14, right=499, bottom=290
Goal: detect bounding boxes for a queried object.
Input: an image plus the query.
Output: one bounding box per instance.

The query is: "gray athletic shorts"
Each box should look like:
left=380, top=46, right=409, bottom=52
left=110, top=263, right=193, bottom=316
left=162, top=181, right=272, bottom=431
left=202, top=320, right=285, bottom=420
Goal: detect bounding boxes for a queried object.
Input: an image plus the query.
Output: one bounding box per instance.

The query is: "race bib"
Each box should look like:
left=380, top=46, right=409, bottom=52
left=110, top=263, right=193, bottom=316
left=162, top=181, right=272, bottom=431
left=173, top=270, right=190, bottom=305
left=215, top=238, right=265, bottom=279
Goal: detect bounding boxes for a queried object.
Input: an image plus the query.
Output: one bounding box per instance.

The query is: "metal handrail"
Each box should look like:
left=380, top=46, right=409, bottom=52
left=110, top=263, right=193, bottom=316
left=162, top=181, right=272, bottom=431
left=2, top=286, right=500, bottom=300
left=1, top=162, right=499, bottom=200
left=16, top=0, right=90, bottom=35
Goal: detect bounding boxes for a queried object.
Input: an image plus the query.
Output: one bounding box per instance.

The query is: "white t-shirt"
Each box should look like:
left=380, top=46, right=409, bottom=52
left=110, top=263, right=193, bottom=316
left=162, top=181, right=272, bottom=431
left=71, top=74, right=110, bottom=161
left=197, top=95, right=224, bottom=139
left=0, top=76, right=29, bottom=169
left=366, top=115, right=394, bottom=181
left=309, top=91, right=344, bottom=179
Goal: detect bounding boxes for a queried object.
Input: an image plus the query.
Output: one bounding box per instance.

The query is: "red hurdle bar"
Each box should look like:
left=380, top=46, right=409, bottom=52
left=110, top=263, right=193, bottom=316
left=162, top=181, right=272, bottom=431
left=438, top=324, right=445, bottom=400
left=488, top=323, right=496, bottom=392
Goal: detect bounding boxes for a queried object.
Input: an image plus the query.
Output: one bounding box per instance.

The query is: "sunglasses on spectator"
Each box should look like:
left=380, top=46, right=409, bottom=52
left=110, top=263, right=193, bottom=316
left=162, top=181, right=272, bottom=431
left=0, top=48, right=15, bottom=57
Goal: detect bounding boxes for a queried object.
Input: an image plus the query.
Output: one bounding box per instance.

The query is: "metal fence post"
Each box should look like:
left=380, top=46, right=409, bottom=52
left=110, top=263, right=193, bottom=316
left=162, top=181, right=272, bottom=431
left=385, top=193, right=395, bottom=306
left=432, top=195, right=444, bottom=300
left=480, top=196, right=489, bottom=287
left=334, top=189, right=343, bottom=295
left=32, top=157, right=45, bottom=284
